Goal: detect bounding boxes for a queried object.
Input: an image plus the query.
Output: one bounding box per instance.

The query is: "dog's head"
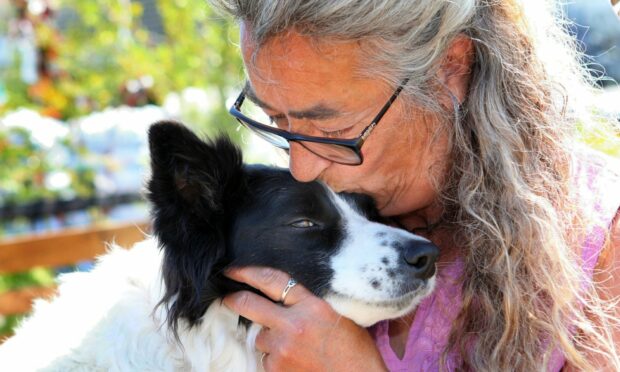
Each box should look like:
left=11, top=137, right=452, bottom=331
left=147, top=121, right=438, bottom=330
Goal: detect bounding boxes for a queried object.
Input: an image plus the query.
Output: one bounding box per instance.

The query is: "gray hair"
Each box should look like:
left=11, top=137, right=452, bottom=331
left=208, top=1, right=620, bottom=371
left=211, top=0, right=476, bottom=109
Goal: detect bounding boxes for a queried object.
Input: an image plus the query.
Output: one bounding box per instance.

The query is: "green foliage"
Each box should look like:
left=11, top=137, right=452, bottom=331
left=0, top=127, right=95, bottom=206
left=576, top=106, right=620, bottom=158
left=0, top=268, right=55, bottom=335
left=578, top=127, right=620, bottom=158
left=0, top=128, right=49, bottom=202
left=55, top=0, right=242, bottom=130
left=1, top=0, right=244, bottom=138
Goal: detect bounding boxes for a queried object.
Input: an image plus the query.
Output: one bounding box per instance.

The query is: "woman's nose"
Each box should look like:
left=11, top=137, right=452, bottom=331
left=288, top=142, right=331, bottom=182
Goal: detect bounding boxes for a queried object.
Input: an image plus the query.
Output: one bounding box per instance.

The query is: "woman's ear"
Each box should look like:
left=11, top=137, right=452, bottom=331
left=436, top=34, right=474, bottom=105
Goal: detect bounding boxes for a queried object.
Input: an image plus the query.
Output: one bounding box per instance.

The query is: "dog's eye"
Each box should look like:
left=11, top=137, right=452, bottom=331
left=290, top=219, right=316, bottom=228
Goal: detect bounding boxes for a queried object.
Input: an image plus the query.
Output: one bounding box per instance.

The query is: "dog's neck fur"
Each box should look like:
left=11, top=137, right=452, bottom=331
left=0, top=239, right=262, bottom=372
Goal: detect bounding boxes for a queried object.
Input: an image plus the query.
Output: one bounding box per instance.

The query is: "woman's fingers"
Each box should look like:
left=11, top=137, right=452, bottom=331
left=225, top=266, right=312, bottom=305
left=260, top=351, right=274, bottom=372
left=254, top=326, right=273, bottom=353
left=222, top=290, right=286, bottom=329
left=223, top=266, right=387, bottom=371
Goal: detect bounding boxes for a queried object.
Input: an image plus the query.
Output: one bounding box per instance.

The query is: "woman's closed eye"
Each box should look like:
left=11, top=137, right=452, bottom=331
left=318, top=125, right=355, bottom=138
left=269, top=113, right=355, bottom=138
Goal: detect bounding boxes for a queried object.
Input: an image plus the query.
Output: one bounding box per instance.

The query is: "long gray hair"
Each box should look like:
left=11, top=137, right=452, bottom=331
left=208, top=0, right=620, bottom=370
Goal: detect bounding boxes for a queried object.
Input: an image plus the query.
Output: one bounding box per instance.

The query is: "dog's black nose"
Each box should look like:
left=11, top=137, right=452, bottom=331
left=403, top=239, right=439, bottom=279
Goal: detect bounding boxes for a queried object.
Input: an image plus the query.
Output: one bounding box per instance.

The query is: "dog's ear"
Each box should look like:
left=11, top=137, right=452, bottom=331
left=146, top=120, right=245, bottom=332
left=147, top=120, right=244, bottom=217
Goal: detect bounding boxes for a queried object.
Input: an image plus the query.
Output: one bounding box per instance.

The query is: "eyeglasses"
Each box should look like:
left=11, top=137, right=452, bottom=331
left=229, top=78, right=409, bottom=165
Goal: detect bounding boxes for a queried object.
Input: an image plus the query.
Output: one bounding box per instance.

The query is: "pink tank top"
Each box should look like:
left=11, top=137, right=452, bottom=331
left=370, top=149, right=620, bottom=371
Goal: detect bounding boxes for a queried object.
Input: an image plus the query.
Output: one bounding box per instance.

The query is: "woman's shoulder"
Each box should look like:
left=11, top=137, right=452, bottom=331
left=570, top=146, right=620, bottom=227
left=570, top=146, right=620, bottom=277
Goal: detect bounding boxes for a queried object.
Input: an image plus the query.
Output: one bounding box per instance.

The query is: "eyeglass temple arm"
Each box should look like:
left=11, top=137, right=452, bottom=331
left=359, top=78, right=410, bottom=141
left=233, top=92, right=246, bottom=109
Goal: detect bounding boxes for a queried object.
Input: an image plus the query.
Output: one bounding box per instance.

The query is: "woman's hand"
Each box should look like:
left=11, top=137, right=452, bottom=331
left=224, top=267, right=388, bottom=372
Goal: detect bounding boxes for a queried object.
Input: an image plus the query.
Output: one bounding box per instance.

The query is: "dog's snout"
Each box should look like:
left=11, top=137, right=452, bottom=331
left=403, top=240, right=439, bottom=279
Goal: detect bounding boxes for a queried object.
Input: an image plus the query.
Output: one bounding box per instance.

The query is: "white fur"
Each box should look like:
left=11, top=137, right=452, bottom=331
left=326, top=190, right=436, bottom=327
left=0, top=239, right=262, bottom=372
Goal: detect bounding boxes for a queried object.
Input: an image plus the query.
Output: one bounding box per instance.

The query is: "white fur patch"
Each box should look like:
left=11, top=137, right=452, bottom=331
left=324, top=190, right=436, bottom=327
left=0, top=239, right=261, bottom=372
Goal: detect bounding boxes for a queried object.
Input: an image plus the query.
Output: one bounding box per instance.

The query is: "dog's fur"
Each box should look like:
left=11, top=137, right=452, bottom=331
left=0, top=121, right=438, bottom=371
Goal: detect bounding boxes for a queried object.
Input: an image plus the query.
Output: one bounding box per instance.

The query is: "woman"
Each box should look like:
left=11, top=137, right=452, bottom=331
left=209, top=0, right=620, bottom=370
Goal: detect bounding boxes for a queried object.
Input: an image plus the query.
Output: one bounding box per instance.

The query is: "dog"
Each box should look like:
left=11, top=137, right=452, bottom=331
left=0, top=121, right=438, bottom=371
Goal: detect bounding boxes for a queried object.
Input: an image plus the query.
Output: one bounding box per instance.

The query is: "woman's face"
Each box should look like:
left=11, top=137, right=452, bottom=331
left=240, top=27, right=451, bottom=219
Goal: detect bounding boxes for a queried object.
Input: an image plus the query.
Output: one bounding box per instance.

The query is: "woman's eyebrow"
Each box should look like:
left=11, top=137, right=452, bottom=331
left=243, top=83, right=275, bottom=110
left=242, top=82, right=341, bottom=121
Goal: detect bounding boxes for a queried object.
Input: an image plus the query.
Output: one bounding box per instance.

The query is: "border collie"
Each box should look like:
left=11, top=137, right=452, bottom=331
left=0, top=121, right=438, bottom=371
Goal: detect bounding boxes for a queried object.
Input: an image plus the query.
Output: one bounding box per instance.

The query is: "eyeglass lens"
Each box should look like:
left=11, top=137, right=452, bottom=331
left=236, top=98, right=362, bottom=164
left=298, top=141, right=361, bottom=165
left=238, top=119, right=361, bottom=164
left=238, top=119, right=289, bottom=149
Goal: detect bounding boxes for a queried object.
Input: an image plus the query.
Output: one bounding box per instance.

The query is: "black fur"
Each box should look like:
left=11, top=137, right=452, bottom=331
left=147, top=121, right=364, bottom=333
left=147, top=121, right=248, bottom=332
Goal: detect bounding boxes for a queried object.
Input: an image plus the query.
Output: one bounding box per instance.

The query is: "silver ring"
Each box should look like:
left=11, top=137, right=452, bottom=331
left=279, top=278, right=298, bottom=305
left=260, top=352, right=267, bottom=370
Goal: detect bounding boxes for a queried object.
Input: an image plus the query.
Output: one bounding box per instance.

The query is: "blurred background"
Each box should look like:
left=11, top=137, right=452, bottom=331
left=0, top=0, right=618, bottom=338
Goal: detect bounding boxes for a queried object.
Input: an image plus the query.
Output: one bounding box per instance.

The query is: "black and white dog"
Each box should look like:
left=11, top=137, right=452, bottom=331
left=0, top=121, right=438, bottom=371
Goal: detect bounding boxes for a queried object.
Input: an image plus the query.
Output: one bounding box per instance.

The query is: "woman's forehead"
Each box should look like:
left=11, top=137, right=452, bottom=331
left=241, top=27, right=364, bottom=79
left=240, top=26, right=393, bottom=117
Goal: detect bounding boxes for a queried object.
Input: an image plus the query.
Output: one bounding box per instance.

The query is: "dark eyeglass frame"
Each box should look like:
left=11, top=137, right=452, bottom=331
left=229, top=78, right=410, bottom=165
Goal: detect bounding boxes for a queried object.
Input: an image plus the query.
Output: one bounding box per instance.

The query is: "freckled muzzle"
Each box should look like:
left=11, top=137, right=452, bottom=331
left=324, top=230, right=439, bottom=326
